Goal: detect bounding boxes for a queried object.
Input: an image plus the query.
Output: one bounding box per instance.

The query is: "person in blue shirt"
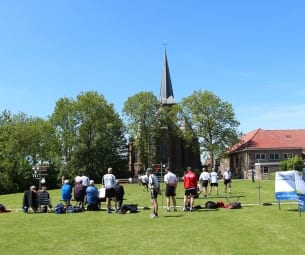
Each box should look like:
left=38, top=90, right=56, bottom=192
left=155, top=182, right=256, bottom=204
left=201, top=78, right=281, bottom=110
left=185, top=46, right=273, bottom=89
left=61, top=180, right=72, bottom=206
left=86, top=180, right=99, bottom=211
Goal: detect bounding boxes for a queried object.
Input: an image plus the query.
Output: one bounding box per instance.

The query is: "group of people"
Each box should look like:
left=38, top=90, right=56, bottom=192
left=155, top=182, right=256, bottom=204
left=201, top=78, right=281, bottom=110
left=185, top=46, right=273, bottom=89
left=21, top=165, right=231, bottom=217
left=61, top=168, right=125, bottom=213
left=145, top=166, right=232, bottom=217
left=198, top=167, right=232, bottom=197
left=22, top=181, right=52, bottom=213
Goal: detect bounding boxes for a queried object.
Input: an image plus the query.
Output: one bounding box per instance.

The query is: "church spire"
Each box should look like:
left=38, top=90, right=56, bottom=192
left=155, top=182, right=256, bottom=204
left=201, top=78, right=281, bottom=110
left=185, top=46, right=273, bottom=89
left=160, top=49, right=175, bottom=105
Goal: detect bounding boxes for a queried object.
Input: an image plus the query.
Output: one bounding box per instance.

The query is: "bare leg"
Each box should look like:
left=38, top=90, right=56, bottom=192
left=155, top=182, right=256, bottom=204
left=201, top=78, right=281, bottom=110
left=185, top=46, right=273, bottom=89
left=166, top=197, right=170, bottom=211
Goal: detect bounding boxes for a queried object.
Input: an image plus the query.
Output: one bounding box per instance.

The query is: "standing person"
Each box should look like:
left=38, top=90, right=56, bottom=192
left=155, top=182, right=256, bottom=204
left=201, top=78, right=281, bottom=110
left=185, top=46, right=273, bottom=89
left=115, top=180, right=125, bottom=211
left=81, top=172, right=89, bottom=207
left=163, top=167, right=178, bottom=212
left=183, top=167, right=198, bottom=212
left=102, top=167, right=118, bottom=213
left=223, top=168, right=232, bottom=193
left=209, top=168, right=219, bottom=196
left=251, top=169, right=255, bottom=183
left=86, top=180, right=99, bottom=211
left=198, top=167, right=210, bottom=197
left=147, top=168, right=160, bottom=218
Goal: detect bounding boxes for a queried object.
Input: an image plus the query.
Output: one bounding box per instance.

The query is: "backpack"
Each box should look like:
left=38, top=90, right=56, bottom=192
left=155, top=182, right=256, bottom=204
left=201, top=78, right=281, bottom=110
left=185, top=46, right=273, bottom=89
left=54, top=203, right=65, bottom=214
left=227, top=202, right=242, bottom=209
left=120, top=204, right=138, bottom=214
left=0, top=204, right=10, bottom=213
left=66, top=205, right=83, bottom=213
left=205, top=201, right=218, bottom=209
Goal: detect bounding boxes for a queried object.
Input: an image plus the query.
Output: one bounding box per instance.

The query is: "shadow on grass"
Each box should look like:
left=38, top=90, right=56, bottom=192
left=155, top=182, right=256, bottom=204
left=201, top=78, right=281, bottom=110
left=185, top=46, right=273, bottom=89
left=163, top=214, right=184, bottom=218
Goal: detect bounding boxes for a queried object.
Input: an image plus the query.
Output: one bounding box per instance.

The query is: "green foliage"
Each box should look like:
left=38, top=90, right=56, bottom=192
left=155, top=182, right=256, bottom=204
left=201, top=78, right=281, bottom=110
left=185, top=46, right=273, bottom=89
left=181, top=90, right=242, bottom=166
left=0, top=111, right=59, bottom=193
left=123, top=92, right=161, bottom=168
left=0, top=92, right=128, bottom=194
left=279, top=155, right=305, bottom=171
left=51, top=91, right=127, bottom=182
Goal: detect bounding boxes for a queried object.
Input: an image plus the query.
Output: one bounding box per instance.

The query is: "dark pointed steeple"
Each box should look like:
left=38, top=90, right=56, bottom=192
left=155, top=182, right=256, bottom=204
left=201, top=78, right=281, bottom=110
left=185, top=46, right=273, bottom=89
left=160, top=50, right=175, bottom=105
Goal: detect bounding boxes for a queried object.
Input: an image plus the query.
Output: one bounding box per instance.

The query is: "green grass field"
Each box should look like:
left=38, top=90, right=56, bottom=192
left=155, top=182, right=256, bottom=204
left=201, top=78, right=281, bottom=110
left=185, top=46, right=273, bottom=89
left=1, top=179, right=304, bottom=255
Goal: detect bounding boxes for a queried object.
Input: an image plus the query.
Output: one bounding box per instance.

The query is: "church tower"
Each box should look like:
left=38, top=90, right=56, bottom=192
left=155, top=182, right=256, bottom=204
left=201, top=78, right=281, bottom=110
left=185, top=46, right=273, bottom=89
left=160, top=50, right=175, bottom=105
left=158, top=50, right=201, bottom=171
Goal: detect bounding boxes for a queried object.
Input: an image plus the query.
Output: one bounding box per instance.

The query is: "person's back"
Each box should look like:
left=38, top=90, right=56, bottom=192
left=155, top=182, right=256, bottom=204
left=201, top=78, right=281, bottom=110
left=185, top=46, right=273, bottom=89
left=103, top=173, right=116, bottom=189
left=210, top=171, right=218, bottom=184
left=184, top=170, right=197, bottom=189
left=183, top=167, right=198, bottom=212
left=74, top=182, right=84, bottom=202
left=86, top=185, right=98, bottom=205
left=61, top=181, right=72, bottom=201
left=223, top=169, right=231, bottom=180
left=164, top=171, right=178, bottom=186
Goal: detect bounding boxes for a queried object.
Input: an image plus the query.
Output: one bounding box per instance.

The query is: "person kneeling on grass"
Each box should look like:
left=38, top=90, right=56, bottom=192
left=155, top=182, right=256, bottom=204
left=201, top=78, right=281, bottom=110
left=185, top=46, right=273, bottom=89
left=86, top=180, right=99, bottom=211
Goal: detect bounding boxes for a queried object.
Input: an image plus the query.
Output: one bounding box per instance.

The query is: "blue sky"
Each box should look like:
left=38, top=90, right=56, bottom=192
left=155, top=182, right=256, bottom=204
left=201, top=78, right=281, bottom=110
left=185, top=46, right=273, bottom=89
left=0, top=0, right=305, bottom=133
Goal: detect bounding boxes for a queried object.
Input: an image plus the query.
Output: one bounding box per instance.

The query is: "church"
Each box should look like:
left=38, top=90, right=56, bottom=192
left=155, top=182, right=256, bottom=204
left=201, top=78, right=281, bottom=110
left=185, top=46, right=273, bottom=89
left=128, top=50, right=201, bottom=176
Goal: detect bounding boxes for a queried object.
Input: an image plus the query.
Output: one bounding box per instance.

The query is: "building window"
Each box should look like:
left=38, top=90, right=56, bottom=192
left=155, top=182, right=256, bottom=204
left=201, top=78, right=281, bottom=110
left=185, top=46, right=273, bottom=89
left=255, top=154, right=266, bottom=160
left=283, top=153, right=293, bottom=159
left=263, top=166, right=269, bottom=174
left=269, top=153, right=279, bottom=160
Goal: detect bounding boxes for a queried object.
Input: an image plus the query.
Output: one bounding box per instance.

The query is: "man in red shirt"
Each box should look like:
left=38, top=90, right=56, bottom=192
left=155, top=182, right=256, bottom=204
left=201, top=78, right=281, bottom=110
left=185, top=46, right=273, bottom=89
left=183, top=167, right=197, bottom=212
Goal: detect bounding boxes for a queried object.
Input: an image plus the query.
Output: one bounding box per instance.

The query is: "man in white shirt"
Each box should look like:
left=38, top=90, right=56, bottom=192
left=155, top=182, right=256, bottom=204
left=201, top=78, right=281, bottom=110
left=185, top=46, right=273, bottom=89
left=198, top=167, right=210, bottom=197
left=223, top=168, right=232, bottom=193
left=209, top=168, right=219, bottom=196
left=102, top=167, right=117, bottom=213
left=164, top=167, right=178, bottom=212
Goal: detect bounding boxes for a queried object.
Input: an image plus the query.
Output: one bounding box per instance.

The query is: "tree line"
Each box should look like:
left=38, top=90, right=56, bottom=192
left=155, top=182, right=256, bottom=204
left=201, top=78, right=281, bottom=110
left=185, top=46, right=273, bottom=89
left=0, top=90, right=241, bottom=194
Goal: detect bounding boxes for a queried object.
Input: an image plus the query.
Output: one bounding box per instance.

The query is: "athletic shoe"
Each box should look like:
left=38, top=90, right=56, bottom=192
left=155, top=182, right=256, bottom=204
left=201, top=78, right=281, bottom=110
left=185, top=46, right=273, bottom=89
left=150, top=213, right=158, bottom=218
left=166, top=208, right=170, bottom=212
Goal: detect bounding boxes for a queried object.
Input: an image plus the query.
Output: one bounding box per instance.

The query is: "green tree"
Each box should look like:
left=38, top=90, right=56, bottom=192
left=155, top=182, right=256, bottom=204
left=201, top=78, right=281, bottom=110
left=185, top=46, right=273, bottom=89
left=51, top=91, right=127, bottom=181
left=280, top=155, right=304, bottom=171
left=73, top=91, right=126, bottom=179
left=0, top=111, right=60, bottom=193
left=122, top=92, right=161, bottom=169
left=181, top=90, right=241, bottom=168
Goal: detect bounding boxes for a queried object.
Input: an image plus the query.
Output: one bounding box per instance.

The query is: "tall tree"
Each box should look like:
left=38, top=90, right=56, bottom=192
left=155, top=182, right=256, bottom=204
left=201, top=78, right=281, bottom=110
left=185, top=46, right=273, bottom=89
left=51, top=91, right=126, bottom=181
left=73, top=91, right=126, bottom=179
left=181, top=90, right=241, bottom=168
left=0, top=111, right=59, bottom=193
left=122, top=92, right=161, bottom=169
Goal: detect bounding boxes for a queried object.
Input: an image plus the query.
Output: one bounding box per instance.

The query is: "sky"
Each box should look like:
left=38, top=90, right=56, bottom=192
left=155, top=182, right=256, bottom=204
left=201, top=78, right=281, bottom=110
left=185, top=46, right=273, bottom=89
left=0, top=0, right=305, bottom=134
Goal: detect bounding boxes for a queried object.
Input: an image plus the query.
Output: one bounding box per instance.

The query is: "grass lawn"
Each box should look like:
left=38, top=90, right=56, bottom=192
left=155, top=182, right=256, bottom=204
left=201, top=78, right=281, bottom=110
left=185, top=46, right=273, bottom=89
left=1, top=179, right=304, bottom=255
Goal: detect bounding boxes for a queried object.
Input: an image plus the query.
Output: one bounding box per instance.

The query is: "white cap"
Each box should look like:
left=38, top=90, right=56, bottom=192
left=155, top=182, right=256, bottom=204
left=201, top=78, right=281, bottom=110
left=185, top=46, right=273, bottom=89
left=89, top=180, right=94, bottom=185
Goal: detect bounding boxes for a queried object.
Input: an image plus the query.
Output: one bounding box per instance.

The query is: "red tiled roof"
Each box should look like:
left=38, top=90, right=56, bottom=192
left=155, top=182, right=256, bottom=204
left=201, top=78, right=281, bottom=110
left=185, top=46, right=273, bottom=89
left=231, top=128, right=305, bottom=152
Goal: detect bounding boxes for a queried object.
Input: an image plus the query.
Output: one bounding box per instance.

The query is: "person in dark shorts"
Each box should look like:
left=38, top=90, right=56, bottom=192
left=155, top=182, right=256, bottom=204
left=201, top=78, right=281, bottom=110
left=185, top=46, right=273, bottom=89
left=209, top=168, right=219, bottom=196
left=199, top=167, right=210, bottom=197
left=223, top=168, right=232, bottom=193
left=102, top=167, right=117, bottom=213
left=183, top=167, right=198, bottom=212
left=164, top=167, right=178, bottom=212
left=147, top=168, right=160, bottom=218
